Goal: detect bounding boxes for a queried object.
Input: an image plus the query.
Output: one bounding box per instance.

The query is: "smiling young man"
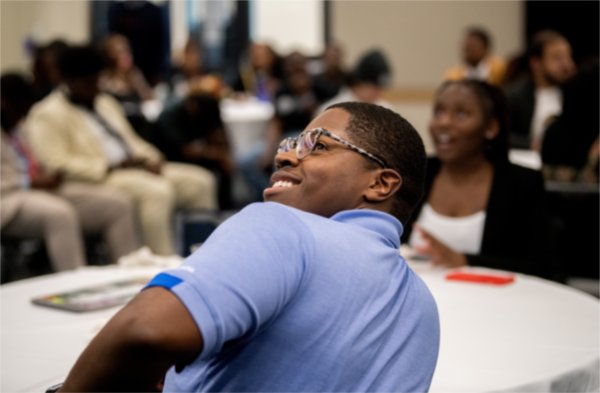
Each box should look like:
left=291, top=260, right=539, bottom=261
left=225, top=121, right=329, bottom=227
left=57, top=102, right=439, bottom=393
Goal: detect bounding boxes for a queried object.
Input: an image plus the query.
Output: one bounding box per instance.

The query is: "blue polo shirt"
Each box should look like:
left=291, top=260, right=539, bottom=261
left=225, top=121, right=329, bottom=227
left=148, top=202, right=439, bottom=392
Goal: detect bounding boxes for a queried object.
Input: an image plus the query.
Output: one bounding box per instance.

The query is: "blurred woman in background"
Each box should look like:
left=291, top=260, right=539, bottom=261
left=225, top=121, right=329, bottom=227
left=402, top=80, right=550, bottom=278
left=232, top=42, right=283, bottom=102
left=99, top=33, right=157, bottom=141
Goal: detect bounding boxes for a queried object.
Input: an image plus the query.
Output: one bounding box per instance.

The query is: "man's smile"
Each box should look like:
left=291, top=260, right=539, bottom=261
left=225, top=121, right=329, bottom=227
left=271, top=180, right=295, bottom=188
left=264, top=172, right=301, bottom=198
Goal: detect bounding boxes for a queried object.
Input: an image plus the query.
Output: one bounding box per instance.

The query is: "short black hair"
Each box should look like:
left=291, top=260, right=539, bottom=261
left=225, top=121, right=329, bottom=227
left=326, top=102, right=426, bottom=223
left=351, top=49, right=391, bottom=87
left=1, top=72, right=35, bottom=130
left=435, top=80, right=509, bottom=162
left=466, top=27, right=491, bottom=49
left=528, top=30, right=567, bottom=59
left=1, top=72, right=34, bottom=105
left=58, top=44, right=104, bottom=79
left=1, top=72, right=35, bottom=112
left=32, top=39, right=69, bottom=78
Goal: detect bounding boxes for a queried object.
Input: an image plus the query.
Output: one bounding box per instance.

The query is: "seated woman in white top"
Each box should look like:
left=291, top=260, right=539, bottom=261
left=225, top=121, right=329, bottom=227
left=402, top=80, right=550, bottom=278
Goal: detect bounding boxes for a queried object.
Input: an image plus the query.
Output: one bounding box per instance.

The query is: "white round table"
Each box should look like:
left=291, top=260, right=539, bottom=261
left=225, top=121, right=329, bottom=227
left=0, top=266, right=162, bottom=392
left=409, top=261, right=599, bottom=392
left=1, top=262, right=598, bottom=392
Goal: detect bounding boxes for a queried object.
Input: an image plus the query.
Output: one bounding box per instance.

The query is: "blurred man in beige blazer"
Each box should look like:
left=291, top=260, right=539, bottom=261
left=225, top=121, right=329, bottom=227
left=1, top=73, right=139, bottom=271
left=27, top=45, right=217, bottom=256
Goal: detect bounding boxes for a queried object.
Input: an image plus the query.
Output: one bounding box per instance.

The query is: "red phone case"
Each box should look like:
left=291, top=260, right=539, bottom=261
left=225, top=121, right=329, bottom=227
left=445, top=271, right=515, bottom=285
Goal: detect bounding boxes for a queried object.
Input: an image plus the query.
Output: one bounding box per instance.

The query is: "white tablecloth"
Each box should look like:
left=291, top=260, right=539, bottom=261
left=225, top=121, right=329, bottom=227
left=1, top=262, right=598, bottom=392
left=0, top=266, right=162, bottom=392
left=410, top=262, right=599, bottom=392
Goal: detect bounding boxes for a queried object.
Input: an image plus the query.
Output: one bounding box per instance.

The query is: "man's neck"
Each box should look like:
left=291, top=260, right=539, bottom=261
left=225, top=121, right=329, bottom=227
left=68, top=94, right=95, bottom=110
left=62, top=87, right=95, bottom=110
left=533, top=73, right=554, bottom=89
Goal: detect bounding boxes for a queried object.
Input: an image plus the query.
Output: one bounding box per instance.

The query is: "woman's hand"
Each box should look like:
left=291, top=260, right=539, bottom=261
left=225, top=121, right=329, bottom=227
left=413, top=224, right=468, bottom=268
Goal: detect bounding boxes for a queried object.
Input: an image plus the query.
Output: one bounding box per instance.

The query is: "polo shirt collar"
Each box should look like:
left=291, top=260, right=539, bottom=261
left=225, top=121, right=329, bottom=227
left=330, top=209, right=403, bottom=249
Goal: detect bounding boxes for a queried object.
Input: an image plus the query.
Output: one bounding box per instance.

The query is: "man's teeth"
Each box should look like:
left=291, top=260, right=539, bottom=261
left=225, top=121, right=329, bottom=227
left=273, top=180, right=294, bottom=188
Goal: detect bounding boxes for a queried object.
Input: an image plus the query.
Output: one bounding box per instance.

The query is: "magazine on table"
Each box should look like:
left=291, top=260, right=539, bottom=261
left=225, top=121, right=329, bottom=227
left=31, top=276, right=151, bottom=312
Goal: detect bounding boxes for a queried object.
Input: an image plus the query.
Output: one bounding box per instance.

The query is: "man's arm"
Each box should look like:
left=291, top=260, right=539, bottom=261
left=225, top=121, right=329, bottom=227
left=60, top=287, right=203, bottom=392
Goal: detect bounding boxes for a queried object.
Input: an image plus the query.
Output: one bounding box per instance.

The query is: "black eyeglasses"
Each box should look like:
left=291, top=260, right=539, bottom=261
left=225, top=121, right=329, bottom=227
left=277, top=128, right=388, bottom=168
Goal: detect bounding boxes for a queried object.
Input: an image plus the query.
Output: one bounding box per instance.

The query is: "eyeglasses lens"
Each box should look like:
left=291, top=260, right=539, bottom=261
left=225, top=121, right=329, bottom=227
left=278, top=130, right=322, bottom=160
left=279, top=137, right=294, bottom=153
left=297, top=130, right=317, bottom=159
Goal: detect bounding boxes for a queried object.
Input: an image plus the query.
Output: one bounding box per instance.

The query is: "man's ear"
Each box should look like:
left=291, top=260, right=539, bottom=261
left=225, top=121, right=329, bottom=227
left=364, top=169, right=402, bottom=203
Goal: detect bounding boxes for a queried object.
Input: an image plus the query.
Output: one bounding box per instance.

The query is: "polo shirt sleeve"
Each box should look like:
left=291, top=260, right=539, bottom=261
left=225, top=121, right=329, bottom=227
left=145, top=202, right=314, bottom=359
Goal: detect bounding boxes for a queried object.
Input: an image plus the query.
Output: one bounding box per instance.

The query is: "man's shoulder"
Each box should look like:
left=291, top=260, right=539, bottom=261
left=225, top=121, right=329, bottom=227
left=506, top=78, right=534, bottom=100
left=230, top=203, right=344, bottom=244
left=29, top=89, right=66, bottom=116
left=95, top=93, right=126, bottom=112
left=201, top=203, right=320, bottom=263
left=96, top=92, right=122, bottom=105
left=237, top=202, right=323, bottom=226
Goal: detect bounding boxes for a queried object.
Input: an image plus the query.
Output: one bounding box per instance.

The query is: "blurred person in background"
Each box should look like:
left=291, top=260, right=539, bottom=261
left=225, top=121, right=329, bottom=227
left=316, top=48, right=394, bottom=114
left=444, top=26, right=507, bottom=86
left=312, top=42, right=349, bottom=104
left=274, top=51, right=319, bottom=139
left=166, top=38, right=208, bottom=102
left=1, top=72, right=139, bottom=271
left=106, top=0, right=167, bottom=87
left=541, top=57, right=599, bottom=183
left=30, top=39, right=68, bottom=102
left=506, top=30, right=576, bottom=151
left=231, top=41, right=284, bottom=102
left=26, top=45, right=217, bottom=256
left=155, top=75, right=235, bottom=209
left=402, top=80, right=549, bottom=278
left=99, top=33, right=158, bottom=142
left=238, top=50, right=319, bottom=203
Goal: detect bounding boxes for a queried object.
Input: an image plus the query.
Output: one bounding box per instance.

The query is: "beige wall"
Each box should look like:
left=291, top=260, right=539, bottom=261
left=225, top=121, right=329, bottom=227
left=1, top=0, right=523, bottom=85
left=332, top=1, right=523, bottom=91
left=0, top=0, right=89, bottom=73
left=254, top=0, right=324, bottom=56
left=331, top=1, right=523, bottom=151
